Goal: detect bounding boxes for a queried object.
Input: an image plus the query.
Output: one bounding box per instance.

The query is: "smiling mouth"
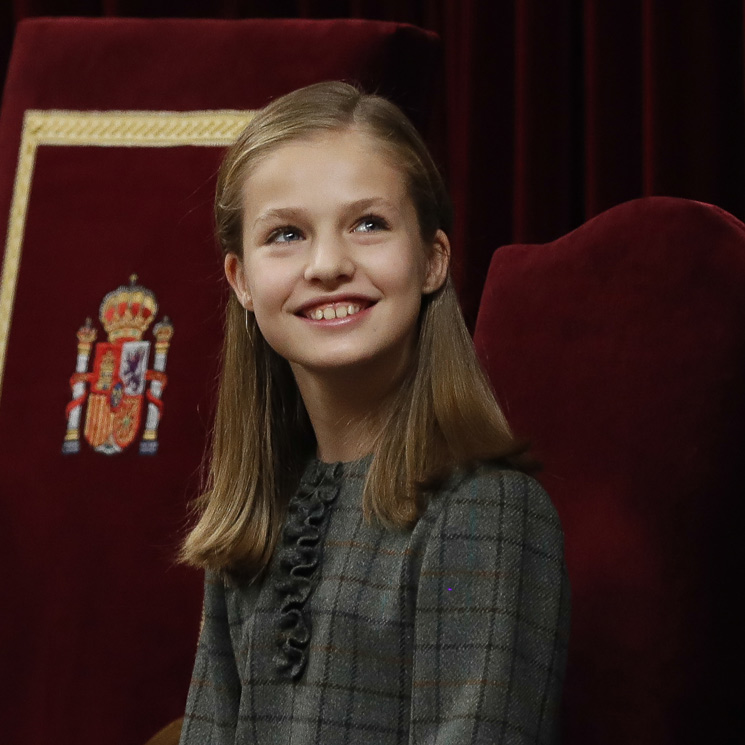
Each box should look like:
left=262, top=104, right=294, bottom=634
left=302, top=301, right=372, bottom=320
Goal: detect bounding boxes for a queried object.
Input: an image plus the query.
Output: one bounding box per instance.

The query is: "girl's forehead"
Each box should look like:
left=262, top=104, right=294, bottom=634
left=241, top=128, right=410, bottom=196
left=262, top=127, right=404, bottom=173
left=287, top=126, right=384, bottom=149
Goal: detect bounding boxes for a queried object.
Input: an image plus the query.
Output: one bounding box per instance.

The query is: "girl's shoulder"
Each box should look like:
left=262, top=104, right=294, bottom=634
left=425, top=461, right=564, bottom=545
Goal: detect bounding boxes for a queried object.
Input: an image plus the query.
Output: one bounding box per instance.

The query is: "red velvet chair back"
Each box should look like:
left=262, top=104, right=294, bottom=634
left=474, top=196, right=745, bottom=744
left=0, top=18, right=439, bottom=745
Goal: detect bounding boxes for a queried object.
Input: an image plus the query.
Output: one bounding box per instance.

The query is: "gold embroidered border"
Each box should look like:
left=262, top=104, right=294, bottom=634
left=0, top=109, right=255, bottom=400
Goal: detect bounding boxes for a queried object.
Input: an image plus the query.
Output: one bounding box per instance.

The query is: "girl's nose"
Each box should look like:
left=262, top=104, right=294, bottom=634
left=303, top=234, right=355, bottom=284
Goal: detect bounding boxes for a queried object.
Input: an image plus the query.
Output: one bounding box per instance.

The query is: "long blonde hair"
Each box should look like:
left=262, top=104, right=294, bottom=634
left=181, top=82, right=536, bottom=577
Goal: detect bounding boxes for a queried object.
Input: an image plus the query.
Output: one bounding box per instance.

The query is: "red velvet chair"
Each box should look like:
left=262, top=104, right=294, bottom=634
left=0, top=18, right=440, bottom=745
left=474, top=196, right=745, bottom=744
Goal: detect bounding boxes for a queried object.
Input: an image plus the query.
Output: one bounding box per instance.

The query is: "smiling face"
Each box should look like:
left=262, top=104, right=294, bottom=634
left=224, top=128, right=449, bottom=389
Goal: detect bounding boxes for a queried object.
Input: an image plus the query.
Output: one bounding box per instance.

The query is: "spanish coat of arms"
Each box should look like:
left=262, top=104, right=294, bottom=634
left=62, top=275, right=174, bottom=455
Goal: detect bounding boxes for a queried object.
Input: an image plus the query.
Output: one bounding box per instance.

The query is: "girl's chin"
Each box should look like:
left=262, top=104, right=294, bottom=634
left=288, top=347, right=416, bottom=386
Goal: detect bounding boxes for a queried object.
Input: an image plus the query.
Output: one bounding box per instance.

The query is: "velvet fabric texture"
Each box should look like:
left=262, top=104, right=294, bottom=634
left=474, top=196, right=745, bottom=744
left=0, top=18, right=439, bottom=745
left=3, top=3, right=745, bottom=328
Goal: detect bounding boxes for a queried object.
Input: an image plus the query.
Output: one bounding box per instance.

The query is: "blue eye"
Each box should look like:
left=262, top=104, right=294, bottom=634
left=354, top=215, right=388, bottom=233
left=269, top=227, right=303, bottom=243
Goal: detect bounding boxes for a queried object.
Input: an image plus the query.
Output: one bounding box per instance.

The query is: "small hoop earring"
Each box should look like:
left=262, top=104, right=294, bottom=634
left=244, top=307, right=249, bottom=333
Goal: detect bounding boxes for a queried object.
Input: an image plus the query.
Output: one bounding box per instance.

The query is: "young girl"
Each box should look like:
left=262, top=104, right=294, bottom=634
left=179, top=81, right=570, bottom=744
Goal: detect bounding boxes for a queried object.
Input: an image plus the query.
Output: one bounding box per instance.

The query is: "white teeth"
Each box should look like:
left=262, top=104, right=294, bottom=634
left=307, top=303, right=363, bottom=320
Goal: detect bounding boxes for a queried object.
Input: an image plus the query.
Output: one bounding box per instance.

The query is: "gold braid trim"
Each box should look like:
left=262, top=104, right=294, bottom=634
left=0, top=109, right=255, bottom=400
left=22, top=109, right=256, bottom=147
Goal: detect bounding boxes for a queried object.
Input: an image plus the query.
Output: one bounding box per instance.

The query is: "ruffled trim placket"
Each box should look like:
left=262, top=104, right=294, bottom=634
left=273, top=460, right=343, bottom=681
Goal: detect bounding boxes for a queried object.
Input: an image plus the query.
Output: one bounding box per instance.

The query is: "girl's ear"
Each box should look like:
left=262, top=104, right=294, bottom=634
left=422, top=229, right=451, bottom=295
left=224, top=252, right=253, bottom=311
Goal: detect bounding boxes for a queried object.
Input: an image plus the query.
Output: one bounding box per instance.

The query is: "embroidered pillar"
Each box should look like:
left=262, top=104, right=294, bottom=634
left=62, top=318, right=97, bottom=454
left=140, top=316, right=173, bottom=455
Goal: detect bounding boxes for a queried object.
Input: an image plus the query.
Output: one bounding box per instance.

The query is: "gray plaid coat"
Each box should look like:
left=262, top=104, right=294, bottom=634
left=179, top=456, right=570, bottom=744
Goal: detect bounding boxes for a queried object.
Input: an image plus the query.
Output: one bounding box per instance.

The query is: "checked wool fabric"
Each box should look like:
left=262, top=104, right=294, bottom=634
left=180, top=456, right=570, bottom=744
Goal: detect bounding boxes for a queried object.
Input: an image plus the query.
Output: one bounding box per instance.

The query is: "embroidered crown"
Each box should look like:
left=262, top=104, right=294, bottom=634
left=99, top=275, right=158, bottom=342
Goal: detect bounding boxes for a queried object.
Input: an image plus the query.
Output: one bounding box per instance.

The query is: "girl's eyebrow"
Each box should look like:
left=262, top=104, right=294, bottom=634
left=252, top=206, right=308, bottom=230
left=342, top=196, right=400, bottom=215
left=252, top=197, right=401, bottom=231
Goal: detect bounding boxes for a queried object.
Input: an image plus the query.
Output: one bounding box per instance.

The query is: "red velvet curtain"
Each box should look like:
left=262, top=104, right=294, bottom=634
left=2, top=0, right=744, bottom=326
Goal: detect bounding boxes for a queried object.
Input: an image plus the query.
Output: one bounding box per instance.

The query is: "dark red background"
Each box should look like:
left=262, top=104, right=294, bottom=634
left=474, top=196, right=745, bottom=744
left=2, top=1, right=744, bottom=326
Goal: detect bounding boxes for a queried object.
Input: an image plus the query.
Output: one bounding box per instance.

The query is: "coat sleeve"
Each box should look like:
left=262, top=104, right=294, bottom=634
left=409, top=468, right=570, bottom=745
left=179, top=571, right=241, bottom=745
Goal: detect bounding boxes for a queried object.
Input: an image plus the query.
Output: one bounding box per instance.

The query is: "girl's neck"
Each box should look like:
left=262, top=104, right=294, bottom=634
left=291, top=360, right=405, bottom=464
